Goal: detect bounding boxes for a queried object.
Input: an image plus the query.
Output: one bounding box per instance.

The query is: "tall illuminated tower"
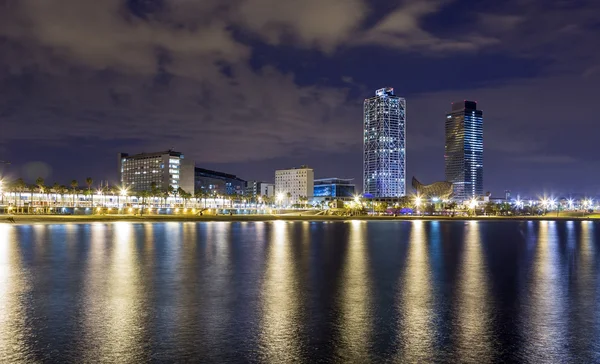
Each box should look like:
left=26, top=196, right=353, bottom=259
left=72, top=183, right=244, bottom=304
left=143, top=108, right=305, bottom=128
left=363, top=87, right=406, bottom=197
left=445, top=101, right=483, bottom=201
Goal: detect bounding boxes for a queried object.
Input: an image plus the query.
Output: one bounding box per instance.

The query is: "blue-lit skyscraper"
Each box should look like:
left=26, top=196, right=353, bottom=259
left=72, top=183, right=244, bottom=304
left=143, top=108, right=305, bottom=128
left=363, top=88, right=406, bottom=197
left=445, top=101, right=483, bottom=201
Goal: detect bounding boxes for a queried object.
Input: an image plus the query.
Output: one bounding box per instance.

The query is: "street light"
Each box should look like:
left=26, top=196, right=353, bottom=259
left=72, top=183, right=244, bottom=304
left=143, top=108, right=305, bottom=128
left=469, top=198, right=478, bottom=215
left=414, top=195, right=422, bottom=216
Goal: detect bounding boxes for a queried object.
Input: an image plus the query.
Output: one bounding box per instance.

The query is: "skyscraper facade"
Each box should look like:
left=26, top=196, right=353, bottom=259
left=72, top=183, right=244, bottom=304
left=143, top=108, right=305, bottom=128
left=363, top=88, right=406, bottom=197
left=445, top=101, right=483, bottom=201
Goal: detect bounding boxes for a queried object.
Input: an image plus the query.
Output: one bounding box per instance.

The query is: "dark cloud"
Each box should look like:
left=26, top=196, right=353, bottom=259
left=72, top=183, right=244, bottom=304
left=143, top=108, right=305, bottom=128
left=0, top=0, right=598, bottom=195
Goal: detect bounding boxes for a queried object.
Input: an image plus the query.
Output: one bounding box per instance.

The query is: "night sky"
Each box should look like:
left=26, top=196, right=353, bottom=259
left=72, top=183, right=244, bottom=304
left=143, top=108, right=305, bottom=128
left=1, top=0, right=599, bottom=196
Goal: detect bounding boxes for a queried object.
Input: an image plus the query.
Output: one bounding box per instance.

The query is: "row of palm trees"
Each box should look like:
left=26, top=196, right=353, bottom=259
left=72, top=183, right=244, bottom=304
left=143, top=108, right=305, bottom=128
left=2, top=177, right=276, bottom=214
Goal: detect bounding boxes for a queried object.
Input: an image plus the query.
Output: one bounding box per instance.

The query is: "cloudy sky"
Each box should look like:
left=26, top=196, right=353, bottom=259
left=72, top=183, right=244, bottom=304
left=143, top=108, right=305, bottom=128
left=0, top=0, right=599, bottom=196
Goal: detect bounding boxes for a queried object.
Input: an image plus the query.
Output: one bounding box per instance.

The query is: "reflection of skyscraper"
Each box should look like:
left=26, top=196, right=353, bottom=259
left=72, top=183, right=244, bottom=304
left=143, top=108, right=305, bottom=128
left=445, top=101, right=483, bottom=201
left=363, top=88, right=406, bottom=197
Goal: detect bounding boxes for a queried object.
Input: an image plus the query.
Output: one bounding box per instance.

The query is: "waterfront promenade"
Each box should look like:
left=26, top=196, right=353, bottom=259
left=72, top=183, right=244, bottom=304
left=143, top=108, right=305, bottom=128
left=2, top=213, right=600, bottom=224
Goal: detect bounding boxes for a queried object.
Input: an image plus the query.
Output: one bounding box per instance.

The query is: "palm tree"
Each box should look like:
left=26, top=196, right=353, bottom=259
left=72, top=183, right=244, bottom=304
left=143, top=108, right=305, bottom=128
left=71, top=180, right=78, bottom=207
left=13, top=178, right=26, bottom=212
left=28, top=183, right=37, bottom=213
left=195, top=189, right=208, bottom=209
left=85, top=177, right=93, bottom=206
left=150, top=182, right=159, bottom=207
left=52, top=182, right=60, bottom=206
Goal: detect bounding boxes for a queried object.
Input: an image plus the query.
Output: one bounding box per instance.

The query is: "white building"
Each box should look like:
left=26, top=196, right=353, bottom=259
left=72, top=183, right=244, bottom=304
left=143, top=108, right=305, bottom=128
left=118, top=150, right=194, bottom=194
left=275, top=166, right=314, bottom=204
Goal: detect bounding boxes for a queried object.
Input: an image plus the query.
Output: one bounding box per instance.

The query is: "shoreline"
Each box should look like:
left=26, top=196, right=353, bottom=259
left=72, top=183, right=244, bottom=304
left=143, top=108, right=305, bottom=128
left=1, top=214, right=599, bottom=224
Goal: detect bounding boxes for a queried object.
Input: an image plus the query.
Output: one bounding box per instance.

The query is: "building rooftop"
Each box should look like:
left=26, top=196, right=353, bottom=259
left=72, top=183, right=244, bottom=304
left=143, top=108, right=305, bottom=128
left=120, top=150, right=183, bottom=159
left=314, top=178, right=355, bottom=185
left=194, top=167, right=245, bottom=182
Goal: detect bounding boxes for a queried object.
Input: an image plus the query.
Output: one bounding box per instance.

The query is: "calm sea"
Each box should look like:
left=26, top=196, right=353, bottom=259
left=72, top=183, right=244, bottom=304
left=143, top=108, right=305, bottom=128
left=0, top=220, right=599, bottom=363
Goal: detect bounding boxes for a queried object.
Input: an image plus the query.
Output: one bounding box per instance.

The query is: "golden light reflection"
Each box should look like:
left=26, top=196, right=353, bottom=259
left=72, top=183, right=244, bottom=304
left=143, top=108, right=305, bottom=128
left=260, top=221, right=302, bottom=363
left=397, top=220, right=434, bottom=362
left=337, top=220, right=372, bottom=361
left=524, top=221, right=568, bottom=359
left=82, top=222, right=145, bottom=362
left=457, top=221, right=492, bottom=361
left=0, top=225, right=29, bottom=361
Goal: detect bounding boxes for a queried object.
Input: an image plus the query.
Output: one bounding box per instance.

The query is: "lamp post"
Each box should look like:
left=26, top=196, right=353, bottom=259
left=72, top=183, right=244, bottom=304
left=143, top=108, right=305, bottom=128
left=414, top=195, right=422, bottom=216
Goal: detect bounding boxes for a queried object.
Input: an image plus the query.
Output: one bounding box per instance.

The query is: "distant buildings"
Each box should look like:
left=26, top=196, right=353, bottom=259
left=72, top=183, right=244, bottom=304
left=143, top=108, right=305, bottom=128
left=363, top=87, right=406, bottom=198
left=314, top=178, right=355, bottom=198
left=194, top=168, right=246, bottom=196
left=445, top=101, right=483, bottom=201
left=118, top=150, right=194, bottom=193
left=246, top=181, right=275, bottom=198
left=275, top=166, right=314, bottom=204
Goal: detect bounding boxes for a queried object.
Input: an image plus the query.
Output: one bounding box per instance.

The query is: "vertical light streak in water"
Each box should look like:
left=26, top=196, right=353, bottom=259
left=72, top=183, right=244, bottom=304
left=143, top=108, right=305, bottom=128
left=260, top=221, right=302, bottom=363
left=574, top=221, right=598, bottom=359
left=83, top=222, right=144, bottom=362
left=457, top=221, right=492, bottom=361
left=396, top=220, right=434, bottom=362
left=202, top=222, right=232, bottom=348
left=336, top=221, right=372, bottom=361
left=524, top=221, right=568, bottom=361
left=0, top=225, right=29, bottom=361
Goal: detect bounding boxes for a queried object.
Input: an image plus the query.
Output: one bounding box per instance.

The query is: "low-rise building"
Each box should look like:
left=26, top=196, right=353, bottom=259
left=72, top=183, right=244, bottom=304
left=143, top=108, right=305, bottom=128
left=194, top=167, right=246, bottom=196
left=118, top=150, right=194, bottom=193
left=314, top=178, right=355, bottom=199
left=275, top=166, right=314, bottom=204
left=246, top=181, right=275, bottom=199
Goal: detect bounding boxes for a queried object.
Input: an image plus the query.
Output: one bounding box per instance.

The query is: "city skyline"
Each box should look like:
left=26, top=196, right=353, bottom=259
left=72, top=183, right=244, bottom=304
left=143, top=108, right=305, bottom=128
left=0, top=1, right=599, bottom=196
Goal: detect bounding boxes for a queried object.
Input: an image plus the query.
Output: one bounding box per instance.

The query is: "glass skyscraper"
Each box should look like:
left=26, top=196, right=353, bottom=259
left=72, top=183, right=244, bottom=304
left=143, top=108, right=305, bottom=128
left=445, top=101, right=483, bottom=201
left=363, top=88, right=406, bottom=197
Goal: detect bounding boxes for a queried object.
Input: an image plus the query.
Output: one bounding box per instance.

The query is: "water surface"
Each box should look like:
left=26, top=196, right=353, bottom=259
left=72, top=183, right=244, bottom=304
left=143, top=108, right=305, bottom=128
left=0, top=220, right=599, bottom=363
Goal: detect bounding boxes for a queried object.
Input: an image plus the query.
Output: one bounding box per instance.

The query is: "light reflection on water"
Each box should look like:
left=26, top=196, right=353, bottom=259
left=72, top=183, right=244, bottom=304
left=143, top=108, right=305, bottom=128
left=397, top=220, right=434, bottom=362
left=336, top=221, right=373, bottom=362
left=523, top=221, right=570, bottom=362
left=0, top=220, right=599, bottom=362
left=0, top=224, right=30, bottom=362
left=260, top=221, right=303, bottom=363
left=457, top=221, right=492, bottom=362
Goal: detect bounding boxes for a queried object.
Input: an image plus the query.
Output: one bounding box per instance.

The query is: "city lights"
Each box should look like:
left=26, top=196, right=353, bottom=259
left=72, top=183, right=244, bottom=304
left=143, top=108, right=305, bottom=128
left=468, top=198, right=478, bottom=210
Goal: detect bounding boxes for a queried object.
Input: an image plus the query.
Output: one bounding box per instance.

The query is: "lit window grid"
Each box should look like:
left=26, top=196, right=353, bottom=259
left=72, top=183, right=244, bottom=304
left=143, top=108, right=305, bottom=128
left=363, top=94, right=406, bottom=197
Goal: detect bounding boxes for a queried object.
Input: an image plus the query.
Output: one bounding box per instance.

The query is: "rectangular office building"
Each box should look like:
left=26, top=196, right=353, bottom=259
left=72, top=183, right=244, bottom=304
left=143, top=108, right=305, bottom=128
left=118, top=150, right=194, bottom=194
left=275, top=166, right=314, bottom=204
left=445, top=101, right=483, bottom=201
left=363, top=87, right=406, bottom=197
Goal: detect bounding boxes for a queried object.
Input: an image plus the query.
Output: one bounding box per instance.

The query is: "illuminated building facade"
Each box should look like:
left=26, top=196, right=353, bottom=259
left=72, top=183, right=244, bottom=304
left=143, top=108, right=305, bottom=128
left=313, top=178, right=355, bottom=198
left=275, top=166, right=314, bottom=204
left=118, top=150, right=194, bottom=193
left=445, top=101, right=483, bottom=201
left=363, top=87, right=406, bottom=197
